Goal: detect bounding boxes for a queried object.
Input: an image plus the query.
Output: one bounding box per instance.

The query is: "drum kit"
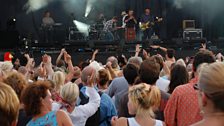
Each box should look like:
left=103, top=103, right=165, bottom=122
left=88, top=23, right=105, bottom=40
left=68, top=23, right=105, bottom=41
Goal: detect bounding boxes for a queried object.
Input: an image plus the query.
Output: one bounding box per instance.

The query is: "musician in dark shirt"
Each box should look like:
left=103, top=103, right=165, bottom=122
left=124, top=10, right=137, bottom=28
left=124, top=10, right=137, bottom=41
left=140, top=8, right=154, bottom=40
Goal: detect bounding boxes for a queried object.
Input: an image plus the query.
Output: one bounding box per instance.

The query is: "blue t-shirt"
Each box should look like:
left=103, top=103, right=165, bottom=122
left=80, top=86, right=117, bottom=126
left=27, top=111, right=58, bottom=126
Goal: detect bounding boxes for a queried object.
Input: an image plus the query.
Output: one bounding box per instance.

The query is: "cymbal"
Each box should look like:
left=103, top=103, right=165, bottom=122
left=54, top=23, right=62, bottom=26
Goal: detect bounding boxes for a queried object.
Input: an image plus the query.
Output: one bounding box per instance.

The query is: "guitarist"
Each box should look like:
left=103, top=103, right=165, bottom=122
left=140, top=8, right=154, bottom=40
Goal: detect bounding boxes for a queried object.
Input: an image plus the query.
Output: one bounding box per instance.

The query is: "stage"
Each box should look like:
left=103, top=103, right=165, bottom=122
left=0, top=37, right=223, bottom=65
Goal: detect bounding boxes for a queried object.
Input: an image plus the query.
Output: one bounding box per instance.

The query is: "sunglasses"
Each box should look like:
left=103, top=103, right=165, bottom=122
left=193, top=83, right=224, bottom=99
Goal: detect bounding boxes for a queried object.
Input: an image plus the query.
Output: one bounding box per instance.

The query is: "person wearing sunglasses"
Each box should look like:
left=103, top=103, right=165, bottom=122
left=192, top=62, right=224, bottom=126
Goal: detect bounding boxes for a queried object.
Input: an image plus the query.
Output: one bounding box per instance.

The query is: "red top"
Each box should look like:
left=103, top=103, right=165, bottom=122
left=164, top=77, right=202, bottom=126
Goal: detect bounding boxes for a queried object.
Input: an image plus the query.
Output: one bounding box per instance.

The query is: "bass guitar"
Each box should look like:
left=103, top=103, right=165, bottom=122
left=139, top=17, right=163, bottom=31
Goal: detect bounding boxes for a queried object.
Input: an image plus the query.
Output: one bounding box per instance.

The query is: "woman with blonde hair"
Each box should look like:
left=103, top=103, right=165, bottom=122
left=0, top=83, right=20, bottom=126
left=3, top=72, right=32, bottom=126
left=112, top=83, right=165, bottom=126
left=52, top=76, right=101, bottom=126
left=192, top=62, right=224, bottom=126
left=52, top=71, right=65, bottom=101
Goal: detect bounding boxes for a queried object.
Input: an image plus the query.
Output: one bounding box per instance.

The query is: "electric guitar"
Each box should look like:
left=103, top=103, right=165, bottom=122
left=140, top=17, right=163, bottom=31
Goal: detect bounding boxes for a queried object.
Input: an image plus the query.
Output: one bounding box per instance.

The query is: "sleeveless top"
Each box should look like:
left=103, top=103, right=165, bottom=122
left=127, top=118, right=163, bottom=126
left=27, top=111, right=58, bottom=126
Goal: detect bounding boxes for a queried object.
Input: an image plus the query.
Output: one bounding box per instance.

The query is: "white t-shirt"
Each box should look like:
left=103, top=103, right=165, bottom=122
left=128, top=118, right=163, bottom=126
left=52, top=87, right=101, bottom=126
left=156, top=77, right=170, bottom=92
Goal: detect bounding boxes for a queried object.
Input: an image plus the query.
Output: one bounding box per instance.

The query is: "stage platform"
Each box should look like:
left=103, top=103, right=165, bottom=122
left=0, top=38, right=223, bottom=65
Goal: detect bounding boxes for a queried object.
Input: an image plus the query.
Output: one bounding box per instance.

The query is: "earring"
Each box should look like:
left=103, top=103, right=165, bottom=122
left=200, top=109, right=205, bottom=115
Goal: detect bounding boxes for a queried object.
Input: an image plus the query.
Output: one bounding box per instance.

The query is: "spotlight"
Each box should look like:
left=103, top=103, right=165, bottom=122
left=85, top=1, right=92, bottom=17
left=85, top=0, right=97, bottom=17
left=24, top=0, right=52, bottom=13
left=73, top=20, right=90, bottom=36
left=7, top=18, right=17, bottom=30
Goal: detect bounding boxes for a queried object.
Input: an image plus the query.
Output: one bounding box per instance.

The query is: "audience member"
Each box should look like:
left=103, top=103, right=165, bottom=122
left=164, top=50, right=215, bottom=126
left=52, top=71, right=65, bottom=102
left=152, top=55, right=170, bottom=92
left=80, top=66, right=117, bottom=126
left=0, top=83, right=20, bottom=126
left=107, top=56, right=142, bottom=110
left=21, top=81, right=73, bottom=126
left=112, top=83, right=165, bottom=126
left=3, top=72, right=31, bottom=126
left=52, top=80, right=101, bottom=126
left=168, top=64, right=189, bottom=94
left=118, top=63, right=139, bottom=117
left=192, top=62, right=224, bottom=126
left=139, top=58, right=170, bottom=121
left=97, top=69, right=110, bottom=92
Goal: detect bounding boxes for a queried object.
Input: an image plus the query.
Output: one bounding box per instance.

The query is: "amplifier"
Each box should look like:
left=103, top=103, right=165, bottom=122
left=183, top=29, right=203, bottom=40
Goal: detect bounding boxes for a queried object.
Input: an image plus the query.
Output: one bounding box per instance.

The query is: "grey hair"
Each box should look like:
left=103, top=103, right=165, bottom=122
left=107, top=56, right=119, bottom=69
left=128, top=56, right=143, bottom=67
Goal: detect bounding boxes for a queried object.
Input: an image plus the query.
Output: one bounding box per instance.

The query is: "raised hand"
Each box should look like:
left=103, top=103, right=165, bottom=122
left=106, top=61, right=112, bottom=69
left=87, top=70, right=96, bottom=87
left=143, top=49, right=150, bottom=59
left=61, top=48, right=66, bottom=54
left=135, top=44, right=141, bottom=53
left=93, top=49, right=99, bottom=55
left=24, top=53, right=30, bottom=60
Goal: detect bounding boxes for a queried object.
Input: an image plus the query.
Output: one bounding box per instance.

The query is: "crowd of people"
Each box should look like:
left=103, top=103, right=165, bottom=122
left=1, top=43, right=224, bottom=126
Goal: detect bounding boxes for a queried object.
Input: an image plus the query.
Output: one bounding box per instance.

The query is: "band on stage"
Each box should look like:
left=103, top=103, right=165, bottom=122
left=40, top=8, right=163, bottom=43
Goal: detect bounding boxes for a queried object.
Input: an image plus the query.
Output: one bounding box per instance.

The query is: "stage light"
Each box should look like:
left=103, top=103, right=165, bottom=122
left=24, top=0, right=52, bottom=13
left=7, top=18, right=17, bottom=30
left=73, top=20, right=90, bottom=36
left=85, top=0, right=97, bottom=17
left=85, top=2, right=92, bottom=17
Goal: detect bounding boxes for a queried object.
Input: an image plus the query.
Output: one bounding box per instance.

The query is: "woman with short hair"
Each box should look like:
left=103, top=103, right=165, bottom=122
left=52, top=81, right=101, bottom=126
left=21, top=81, right=73, bottom=126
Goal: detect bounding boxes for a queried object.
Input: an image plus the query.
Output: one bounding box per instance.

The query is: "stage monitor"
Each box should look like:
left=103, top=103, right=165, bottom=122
left=183, top=20, right=195, bottom=29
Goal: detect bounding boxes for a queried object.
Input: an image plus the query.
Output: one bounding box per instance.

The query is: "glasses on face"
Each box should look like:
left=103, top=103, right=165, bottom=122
left=193, top=83, right=199, bottom=90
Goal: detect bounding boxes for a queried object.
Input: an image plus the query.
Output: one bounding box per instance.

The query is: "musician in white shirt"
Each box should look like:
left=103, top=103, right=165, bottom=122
left=42, top=11, right=55, bottom=28
left=41, top=11, right=55, bottom=43
left=121, top=11, right=128, bottom=28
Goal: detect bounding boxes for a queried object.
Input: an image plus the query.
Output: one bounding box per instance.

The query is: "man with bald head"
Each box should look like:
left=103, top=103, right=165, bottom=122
left=79, top=65, right=117, bottom=126
left=81, top=66, right=96, bottom=86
